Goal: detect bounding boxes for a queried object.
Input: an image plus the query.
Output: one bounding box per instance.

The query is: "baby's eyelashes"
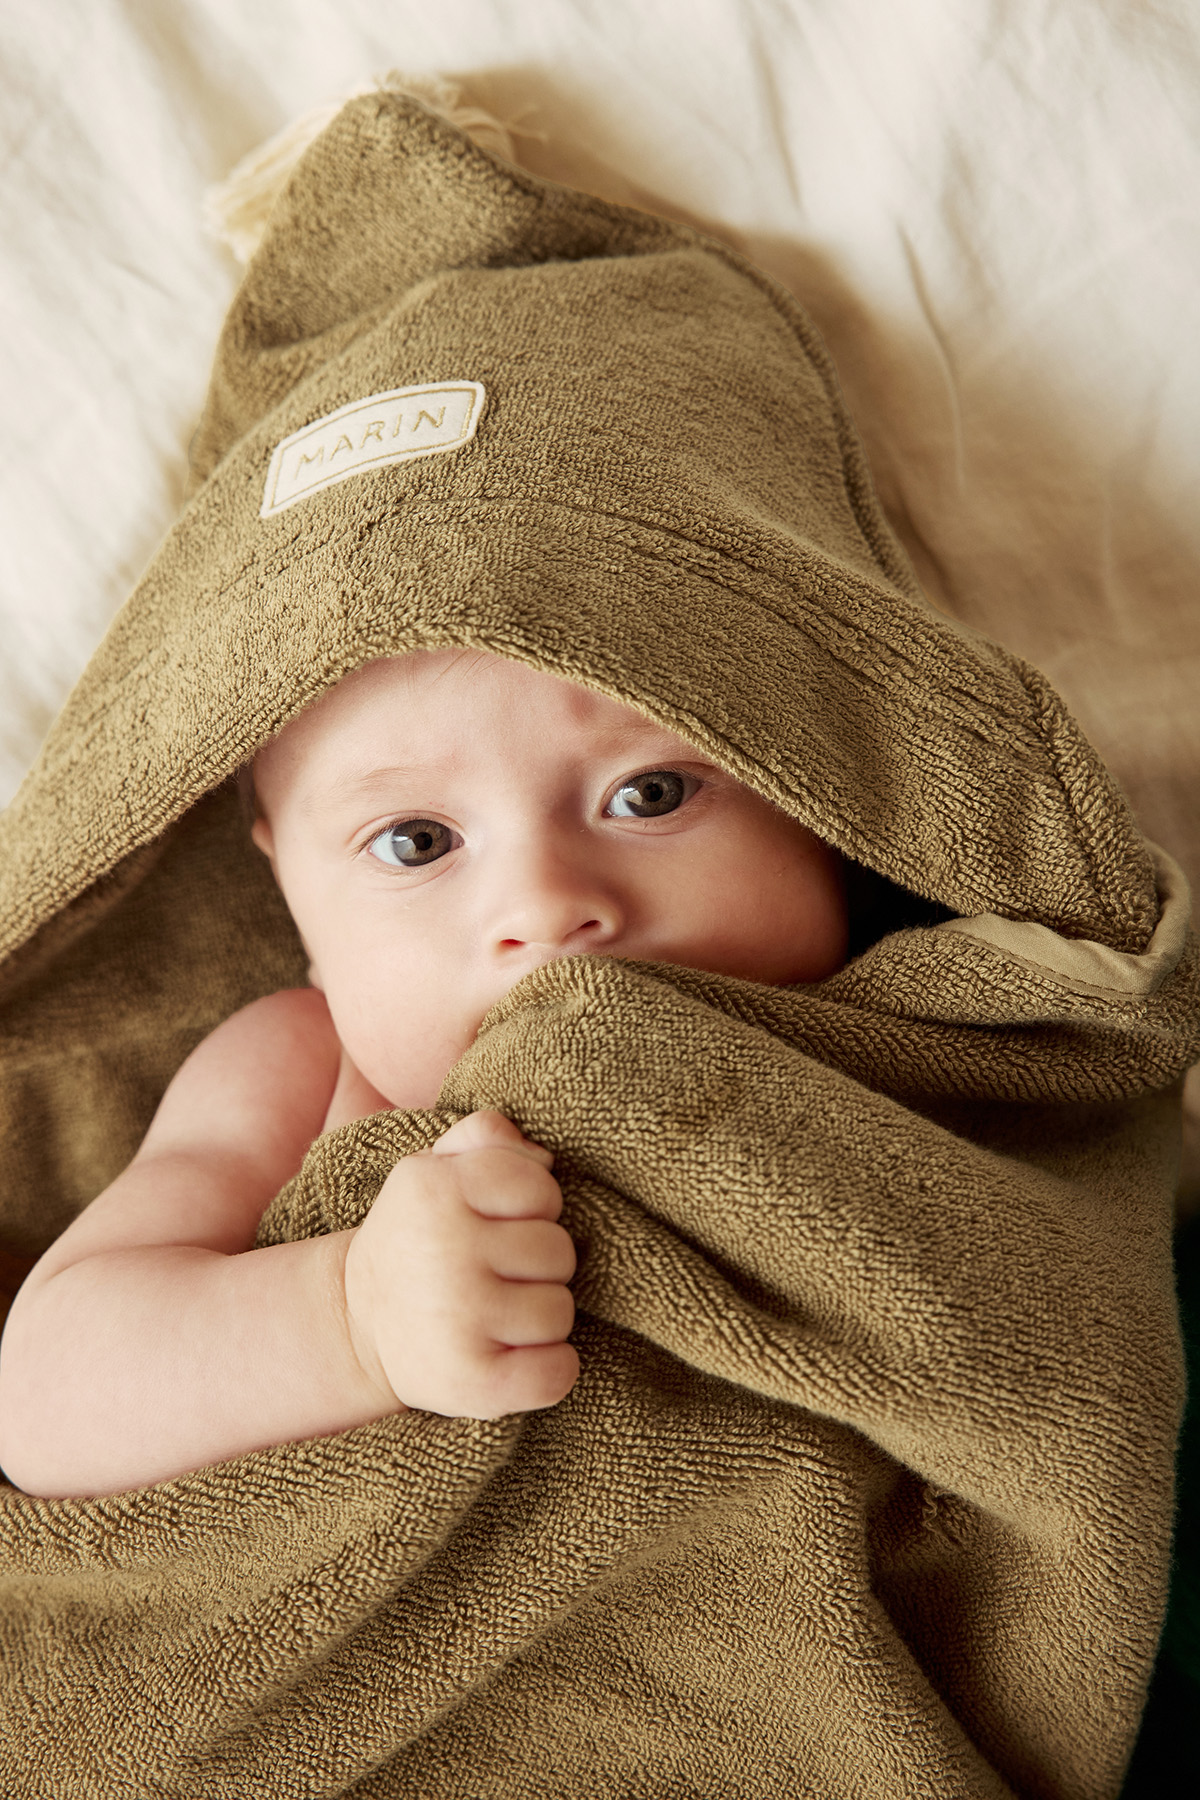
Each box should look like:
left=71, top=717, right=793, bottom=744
left=605, top=769, right=693, bottom=819
left=368, top=819, right=458, bottom=868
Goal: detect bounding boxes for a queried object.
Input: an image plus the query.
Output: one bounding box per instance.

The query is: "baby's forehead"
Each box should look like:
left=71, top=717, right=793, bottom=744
left=311, top=650, right=671, bottom=729
left=252, top=649, right=714, bottom=802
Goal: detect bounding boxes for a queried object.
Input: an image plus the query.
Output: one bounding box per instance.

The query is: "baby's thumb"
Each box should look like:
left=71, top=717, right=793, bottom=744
left=431, top=1110, right=551, bottom=1163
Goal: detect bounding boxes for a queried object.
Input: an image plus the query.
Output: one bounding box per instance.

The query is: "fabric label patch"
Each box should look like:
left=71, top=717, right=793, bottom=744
left=260, top=381, right=486, bottom=517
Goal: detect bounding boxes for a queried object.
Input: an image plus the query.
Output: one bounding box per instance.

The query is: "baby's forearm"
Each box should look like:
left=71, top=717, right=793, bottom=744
left=0, top=1233, right=397, bottom=1498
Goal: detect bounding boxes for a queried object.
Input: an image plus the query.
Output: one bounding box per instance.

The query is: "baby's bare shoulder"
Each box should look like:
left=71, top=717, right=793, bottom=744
left=166, top=987, right=339, bottom=1094
left=142, top=989, right=342, bottom=1178
left=22, top=993, right=344, bottom=1276
left=201, top=987, right=338, bottom=1064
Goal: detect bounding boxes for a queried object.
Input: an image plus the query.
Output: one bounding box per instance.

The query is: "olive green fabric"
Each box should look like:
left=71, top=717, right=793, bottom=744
left=0, top=89, right=1197, bottom=1799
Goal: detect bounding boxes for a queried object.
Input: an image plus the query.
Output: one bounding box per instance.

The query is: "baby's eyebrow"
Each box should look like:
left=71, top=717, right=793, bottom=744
left=303, top=764, right=439, bottom=814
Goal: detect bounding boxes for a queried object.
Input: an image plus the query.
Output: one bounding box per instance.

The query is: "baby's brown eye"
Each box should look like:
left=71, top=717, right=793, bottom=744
left=608, top=770, right=688, bottom=819
left=368, top=819, right=455, bottom=867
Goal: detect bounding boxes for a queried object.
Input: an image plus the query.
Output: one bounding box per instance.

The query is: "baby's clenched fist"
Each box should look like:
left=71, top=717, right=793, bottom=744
left=341, top=1110, right=578, bottom=1419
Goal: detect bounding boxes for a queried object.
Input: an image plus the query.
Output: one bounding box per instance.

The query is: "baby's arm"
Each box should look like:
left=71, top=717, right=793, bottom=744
left=0, top=991, right=577, bottom=1498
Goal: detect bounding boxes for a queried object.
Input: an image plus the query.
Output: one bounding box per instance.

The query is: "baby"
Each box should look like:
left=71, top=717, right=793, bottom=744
left=0, top=85, right=1191, bottom=1799
left=0, top=648, right=847, bottom=1497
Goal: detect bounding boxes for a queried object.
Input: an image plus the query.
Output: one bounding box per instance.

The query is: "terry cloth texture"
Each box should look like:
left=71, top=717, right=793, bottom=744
left=0, top=89, right=1198, bottom=1800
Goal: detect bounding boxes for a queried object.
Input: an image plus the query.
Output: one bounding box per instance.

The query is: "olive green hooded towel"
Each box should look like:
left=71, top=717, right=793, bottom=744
left=0, top=89, right=1197, bottom=1800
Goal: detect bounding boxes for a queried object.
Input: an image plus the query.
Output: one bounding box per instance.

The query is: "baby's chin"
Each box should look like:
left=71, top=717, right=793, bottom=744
left=355, top=1042, right=478, bottom=1115
left=360, top=980, right=549, bottom=1110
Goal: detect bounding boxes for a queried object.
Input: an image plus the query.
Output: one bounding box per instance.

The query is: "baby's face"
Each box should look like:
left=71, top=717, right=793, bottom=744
left=252, top=651, right=847, bottom=1108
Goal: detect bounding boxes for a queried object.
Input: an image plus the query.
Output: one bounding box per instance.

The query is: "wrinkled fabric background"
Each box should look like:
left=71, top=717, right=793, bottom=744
left=1, top=0, right=1197, bottom=1186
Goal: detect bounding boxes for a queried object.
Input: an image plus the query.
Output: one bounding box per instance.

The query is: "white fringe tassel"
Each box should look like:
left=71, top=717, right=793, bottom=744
left=203, top=74, right=517, bottom=265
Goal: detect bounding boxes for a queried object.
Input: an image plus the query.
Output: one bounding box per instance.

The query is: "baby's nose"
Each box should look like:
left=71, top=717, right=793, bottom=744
left=488, top=842, right=623, bottom=958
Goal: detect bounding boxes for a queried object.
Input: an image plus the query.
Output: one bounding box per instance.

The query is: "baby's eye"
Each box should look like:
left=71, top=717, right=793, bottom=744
left=368, top=819, right=456, bottom=867
left=607, top=770, right=690, bottom=819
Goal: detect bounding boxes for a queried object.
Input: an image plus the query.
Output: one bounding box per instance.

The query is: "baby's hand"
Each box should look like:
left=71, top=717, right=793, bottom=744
left=342, top=1111, right=579, bottom=1420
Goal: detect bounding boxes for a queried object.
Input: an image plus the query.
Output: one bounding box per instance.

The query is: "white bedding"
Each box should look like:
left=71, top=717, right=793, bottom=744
left=3, top=0, right=1198, bottom=1183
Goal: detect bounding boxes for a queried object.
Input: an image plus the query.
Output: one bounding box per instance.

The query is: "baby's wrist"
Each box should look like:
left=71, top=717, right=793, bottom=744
left=336, top=1230, right=408, bottom=1415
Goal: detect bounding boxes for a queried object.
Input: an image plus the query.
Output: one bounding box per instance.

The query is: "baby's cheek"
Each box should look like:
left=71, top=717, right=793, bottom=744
left=805, top=845, right=849, bottom=957
left=334, top=1002, right=483, bottom=1113
left=734, top=832, right=847, bottom=984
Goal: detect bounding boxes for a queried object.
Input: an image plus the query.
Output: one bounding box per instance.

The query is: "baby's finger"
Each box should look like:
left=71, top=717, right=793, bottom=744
left=432, top=1110, right=552, bottom=1167
left=483, top=1279, right=576, bottom=1349
left=471, top=1341, right=580, bottom=1418
left=483, top=1218, right=577, bottom=1284
left=457, top=1152, right=564, bottom=1221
